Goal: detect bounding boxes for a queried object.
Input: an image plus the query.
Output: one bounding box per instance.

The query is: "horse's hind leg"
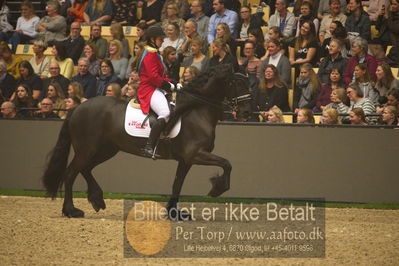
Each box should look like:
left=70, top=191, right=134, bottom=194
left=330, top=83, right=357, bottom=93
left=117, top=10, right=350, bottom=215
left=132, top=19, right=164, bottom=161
left=62, top=158, right=85, bottom=218
left=81, top=146, right=118, bottom=212
left=192, top=150, right=232, bottom=197
left=166, top=160, right=192, bottom=221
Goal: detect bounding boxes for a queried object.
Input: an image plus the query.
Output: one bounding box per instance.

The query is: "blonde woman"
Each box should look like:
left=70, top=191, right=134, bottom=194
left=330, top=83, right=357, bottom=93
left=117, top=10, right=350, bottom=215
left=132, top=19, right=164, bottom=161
left=29, top=40, right=51, bottom=79
left=109, top=22, right=130, bottom=58
left=83, top=0, right=113, bottom=25
left=108, top=39, right=128, bottom=80
left=296, top=108, right=315, bottom=124
left=321, top=108, right=340, bottom=124
left=67, top=81, right=87, bottom=102
left=267, top=106, right=285, bottom=123
left=209, top=39, right=239, bottom=72
left=216, top=22, right=236, bottom=57
left=294, top=63, right=320, bottom=112
left=161, top=2, right=185, bottom=34
left=46, top=82, right=66, bottom=118
left=105, top=83, right=122, bottom=99
left=181, top=38, right=209, bottom=72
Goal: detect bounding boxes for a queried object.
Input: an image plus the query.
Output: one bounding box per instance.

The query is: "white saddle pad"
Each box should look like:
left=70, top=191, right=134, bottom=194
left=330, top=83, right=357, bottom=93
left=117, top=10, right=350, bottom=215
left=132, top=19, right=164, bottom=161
left=124, top=101, right=181, bottom=138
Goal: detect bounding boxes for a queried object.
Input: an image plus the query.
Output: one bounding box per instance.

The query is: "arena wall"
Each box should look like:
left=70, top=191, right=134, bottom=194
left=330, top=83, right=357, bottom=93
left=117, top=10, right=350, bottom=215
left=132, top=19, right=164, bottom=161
left=1, top=119, right=398, bottom=203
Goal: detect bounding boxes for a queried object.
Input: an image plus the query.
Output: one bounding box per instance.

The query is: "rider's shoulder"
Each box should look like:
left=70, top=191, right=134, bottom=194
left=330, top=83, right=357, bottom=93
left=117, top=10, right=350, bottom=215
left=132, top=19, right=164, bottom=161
left=144, top=46, right=158, bottom=53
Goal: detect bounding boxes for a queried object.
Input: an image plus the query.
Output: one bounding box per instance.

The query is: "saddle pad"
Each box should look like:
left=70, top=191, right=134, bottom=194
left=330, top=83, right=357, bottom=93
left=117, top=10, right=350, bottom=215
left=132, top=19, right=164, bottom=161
left=124, top=101, right=181, bottom=138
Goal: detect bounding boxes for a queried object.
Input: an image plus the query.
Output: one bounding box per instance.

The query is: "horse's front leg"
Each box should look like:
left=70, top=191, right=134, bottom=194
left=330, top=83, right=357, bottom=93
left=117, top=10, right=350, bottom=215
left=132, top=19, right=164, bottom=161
left=167, top=160, right=192, bottom=221
left=192, top=150, right=231, bottom=197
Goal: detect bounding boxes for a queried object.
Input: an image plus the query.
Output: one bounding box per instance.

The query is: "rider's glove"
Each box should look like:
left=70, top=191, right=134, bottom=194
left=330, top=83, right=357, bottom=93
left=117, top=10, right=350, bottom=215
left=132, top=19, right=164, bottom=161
left=160, top=80, right=174, bottom=93
left=176, top=83, right=183, bottom=90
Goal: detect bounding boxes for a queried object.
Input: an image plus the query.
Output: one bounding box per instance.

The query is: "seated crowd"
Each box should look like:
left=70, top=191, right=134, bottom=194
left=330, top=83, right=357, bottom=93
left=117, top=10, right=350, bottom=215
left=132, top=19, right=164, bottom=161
left=0, top=0, right=398, bottom=126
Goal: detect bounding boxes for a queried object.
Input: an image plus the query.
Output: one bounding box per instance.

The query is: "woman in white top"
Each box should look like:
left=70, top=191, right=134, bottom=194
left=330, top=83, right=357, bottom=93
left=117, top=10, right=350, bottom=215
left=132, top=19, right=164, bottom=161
left=159, top=22, right=184, bottom=52
left=9, top=1, right=39, bottom=52
left=108, top=39, right=128, bottom=80
left=29, top=40, right=51, bottom=79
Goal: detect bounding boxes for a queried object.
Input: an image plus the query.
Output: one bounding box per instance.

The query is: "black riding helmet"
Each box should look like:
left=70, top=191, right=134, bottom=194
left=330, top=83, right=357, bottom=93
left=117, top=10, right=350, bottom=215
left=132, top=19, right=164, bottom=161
left=145, top=26, right=166, bottom=46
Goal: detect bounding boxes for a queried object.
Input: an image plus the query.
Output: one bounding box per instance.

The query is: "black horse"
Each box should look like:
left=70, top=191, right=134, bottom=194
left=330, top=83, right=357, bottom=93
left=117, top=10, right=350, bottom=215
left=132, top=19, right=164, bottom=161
left=42, top=65, right=252, bottom=219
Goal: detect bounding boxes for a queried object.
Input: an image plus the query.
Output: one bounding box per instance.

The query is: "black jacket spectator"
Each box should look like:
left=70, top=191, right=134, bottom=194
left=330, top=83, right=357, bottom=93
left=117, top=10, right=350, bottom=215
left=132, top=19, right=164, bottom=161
left=256, top=85, right=290, bottom=112
left=71, top=72, right=97, bottom=98
left=318, top=54, right=348, bottom=84
left=64, top=35, right=85, bottom=65
left=17, top=74, right=43, bottom=97
left=209, top=53, right=239, bottom=73
left=0, top=73, right=17, bottom=100
left=43, top=75, right=70, bottom=98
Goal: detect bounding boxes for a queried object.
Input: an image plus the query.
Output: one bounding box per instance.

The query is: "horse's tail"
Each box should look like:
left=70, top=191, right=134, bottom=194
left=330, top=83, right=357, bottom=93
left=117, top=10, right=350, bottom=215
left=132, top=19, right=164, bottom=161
left=42, top=112, right=73, bottom=199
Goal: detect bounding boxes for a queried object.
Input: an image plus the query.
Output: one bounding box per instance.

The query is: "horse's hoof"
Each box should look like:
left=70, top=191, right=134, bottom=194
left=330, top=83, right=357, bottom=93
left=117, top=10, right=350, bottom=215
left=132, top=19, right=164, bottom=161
left=208, top=177, right=228, bottom=197
left=62, top=207, right=85, bottom=218
left=168, top=208, right=192, bottom=221
left=89, top=199, right=106, bottom=212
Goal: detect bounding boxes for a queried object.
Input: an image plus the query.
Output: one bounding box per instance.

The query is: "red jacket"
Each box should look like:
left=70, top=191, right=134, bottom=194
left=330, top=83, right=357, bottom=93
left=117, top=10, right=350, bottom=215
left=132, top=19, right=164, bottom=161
left=137, top=46, right=170, bottom=114
left=344, top=54, right=377, bottom=86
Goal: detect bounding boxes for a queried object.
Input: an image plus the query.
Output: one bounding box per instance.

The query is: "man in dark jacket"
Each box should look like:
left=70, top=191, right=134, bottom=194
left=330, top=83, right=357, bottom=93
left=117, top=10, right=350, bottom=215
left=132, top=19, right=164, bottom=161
left=33, top=98, right=60, bottom=119
left=71, top=58, right=97, bottom=98
left=64, top=22, right=85, bottom=65
left=42, top=61, right=70, bottom=97
left=0, top=61, right=17, bottom=100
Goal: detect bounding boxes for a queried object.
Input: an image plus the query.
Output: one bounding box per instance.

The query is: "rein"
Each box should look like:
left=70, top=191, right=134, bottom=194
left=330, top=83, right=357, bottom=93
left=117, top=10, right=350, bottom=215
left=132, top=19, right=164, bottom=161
left=177, top=90, right=224, bottom=110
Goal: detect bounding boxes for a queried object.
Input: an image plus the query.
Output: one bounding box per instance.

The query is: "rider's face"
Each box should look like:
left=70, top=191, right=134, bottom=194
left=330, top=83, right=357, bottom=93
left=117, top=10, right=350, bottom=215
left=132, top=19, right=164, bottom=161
left=154, top=37, right=164, bottom=48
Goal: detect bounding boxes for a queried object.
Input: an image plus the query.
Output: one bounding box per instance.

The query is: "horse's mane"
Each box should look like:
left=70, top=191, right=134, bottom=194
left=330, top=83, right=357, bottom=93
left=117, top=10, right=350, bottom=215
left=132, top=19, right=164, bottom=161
left=182, top=69, right=214, bottom=94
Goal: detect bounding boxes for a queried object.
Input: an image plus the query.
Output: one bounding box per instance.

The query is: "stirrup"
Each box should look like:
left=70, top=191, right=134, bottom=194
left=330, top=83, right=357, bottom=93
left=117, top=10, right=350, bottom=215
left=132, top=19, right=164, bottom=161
left=142, top=144, right=161, bottom=160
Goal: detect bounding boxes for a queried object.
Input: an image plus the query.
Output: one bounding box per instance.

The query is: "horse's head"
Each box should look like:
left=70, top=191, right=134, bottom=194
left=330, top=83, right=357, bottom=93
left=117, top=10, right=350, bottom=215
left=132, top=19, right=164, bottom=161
left=225, top=73, right=252, bottom=121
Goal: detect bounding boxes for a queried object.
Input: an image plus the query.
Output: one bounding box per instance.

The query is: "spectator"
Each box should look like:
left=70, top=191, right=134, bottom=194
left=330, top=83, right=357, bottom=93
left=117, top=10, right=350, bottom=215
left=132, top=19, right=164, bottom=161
left=293, top=0, right=318, bottom=18
left=318, top=39, right=348, bottom=84
left=324, top=87, right=348, bottom=110
left=267, top=0, right=296, bottom=39
left=111, top=0, right=135, bottom=25
left=294, top=63, right=320, bottom=111
left=12, top=84, right=35, bottom=118
left=247, top=28, right=265, bottom=59
left=239, top=40, right=262, bottom=90
left=209, top=38, right=239, bottom=72
left=375, top=63, right=399, bottom=98
left=64, top=22, right=85, bottom=65
left=121, top=82, right=137, bottom=102
left=188, top=0, right=209, bottom=40
left=126, top=41, right=145, bottom=79
left=136, top=22, right=148, bottom=42
left=181, top=37, right=210, bottom=72
left=57, top=0, right=72, bottom=18
left=29, top=40, right=51, bottom=79
left=181, top=66, right=199, bottom=84
left=319, top=0, right=347, bottom=43
left=86, top=24, right=108, bottom=59
left=82, top=43, right=101, bottom=76
left=72, top=58, right=97, bottom=98
left=108, top=39, right=128, bottom=80
left=345, top=0, right=371, bottom=41
left=162, top=0, right=190, bottom=21
left=179, top=20, right=207, bottom=57
left=381, top=105, right=399, bottom=125
left=0, top=42, right=22, bottom=79
left=67, top=81, right=87, bottom=102
left=7, top=1, right=39, bottom=52
left=65, top=96, right=81, bottom=111
left=214, top=22, right=237, bottom=56
left=257, top=64, right=290, bottom=116
left=0, top=0, right=13, bottom=43
left=321, top=108, right=340, bottom=124
left=320, top=21, right=350, bottom=59
left=17, top=61, right=43, bottom=100
left=235, top=5, right=263, bottom=46
left=84, top=0, right=113, bottom=26
left=262, top=26, right=288, bottom=59
left=51, top=42, right=74, bottom=79
left=160, top=22, right=185, bottom=52
left=34, top=97, right=60, bottom=118
left=96, top=59, right=121, bottom=96
left=207, top=0, right=238, bottom=44
left=375, top=0, right=399, bottom=64
left=162, top=46, right=180, bottom=83
left=336, top=83, right=376, bottom=118
left=45, top=83, right=65, bottom=118
left=376, top=88, right=399, bottom=113
left=344, top=37, right=377, bottom=85
left=353, top=63, right=380, bottom=104
left=349, top=107, right=368, bottom=125
left=68, top=0, right=89, bottom=24
left=289, top=20, right=318, bottom=71
left=108, top=23, right=130, bottom=58
left=261, top=39, right=291, bottom=87
left=315, top=68, right=345, bottom=112
left=266, top=105, right=285, bottom=123
left=1, top=101, right=18, bottom=118
left=140, top=0, right=163, bottom=26
left=161, top=2, right=185, bottom=34
left=105, top=82, right=122, bottom=99
left=364, top=0, right=390, bottom=23
left=0, top=61, right=17, bottom=100
left=318, top=0, right=347, bottom=19
left=36, top=0, right=67, bottom=45
left=295, top=1, right=319, bottom=37
left=296, top=108, right=315, bottom=123
left=43, top=61, right=70, bottom=96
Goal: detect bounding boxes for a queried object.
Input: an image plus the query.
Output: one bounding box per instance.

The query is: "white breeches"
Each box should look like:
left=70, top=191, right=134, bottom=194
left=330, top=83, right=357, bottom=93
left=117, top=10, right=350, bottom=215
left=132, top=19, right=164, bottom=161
left=150, top=89, right=170, bottom=120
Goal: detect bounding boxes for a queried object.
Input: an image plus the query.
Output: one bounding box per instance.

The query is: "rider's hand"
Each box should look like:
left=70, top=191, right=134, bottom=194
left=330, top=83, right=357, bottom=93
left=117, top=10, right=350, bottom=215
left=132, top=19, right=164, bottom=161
left=160, top=80, right=173, bottom=93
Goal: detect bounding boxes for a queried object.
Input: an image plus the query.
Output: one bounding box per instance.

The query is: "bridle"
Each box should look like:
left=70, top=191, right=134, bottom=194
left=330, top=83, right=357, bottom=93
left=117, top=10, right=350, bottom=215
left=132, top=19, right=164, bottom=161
left=225, top=73, right=252, bottom=113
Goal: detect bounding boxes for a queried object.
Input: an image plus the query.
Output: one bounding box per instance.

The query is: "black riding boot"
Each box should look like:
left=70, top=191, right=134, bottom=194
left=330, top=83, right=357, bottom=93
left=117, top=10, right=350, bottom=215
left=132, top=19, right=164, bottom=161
left=142, top=118, right=166, bottom=159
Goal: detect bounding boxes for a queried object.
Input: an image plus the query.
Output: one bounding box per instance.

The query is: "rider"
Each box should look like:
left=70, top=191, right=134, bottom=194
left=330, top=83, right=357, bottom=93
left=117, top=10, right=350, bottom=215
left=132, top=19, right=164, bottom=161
left=137, top=26, right=174, bottom=158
